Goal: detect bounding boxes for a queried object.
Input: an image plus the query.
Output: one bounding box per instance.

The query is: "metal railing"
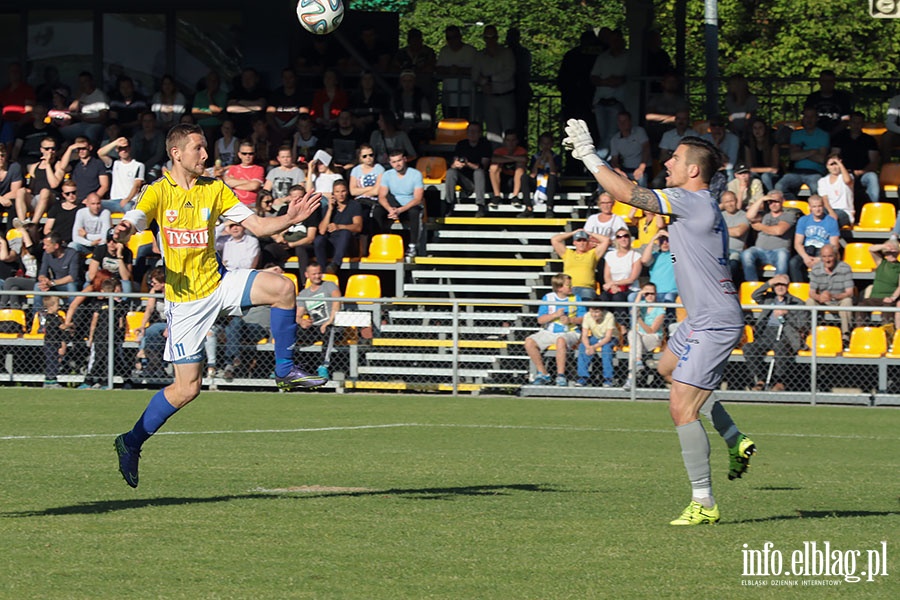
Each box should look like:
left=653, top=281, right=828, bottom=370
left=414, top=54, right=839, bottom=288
left=3, top=290, right=898, bottom=406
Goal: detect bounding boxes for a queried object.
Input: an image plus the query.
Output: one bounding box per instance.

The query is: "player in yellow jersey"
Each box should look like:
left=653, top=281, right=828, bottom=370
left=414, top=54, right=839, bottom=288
left=113, top=123, right=325, bottom=488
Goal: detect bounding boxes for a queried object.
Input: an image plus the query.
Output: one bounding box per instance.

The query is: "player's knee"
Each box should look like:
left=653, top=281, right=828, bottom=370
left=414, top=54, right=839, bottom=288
left=167, top=380, right=201, bottom=407
left=274, top=276, right=296, bottom=303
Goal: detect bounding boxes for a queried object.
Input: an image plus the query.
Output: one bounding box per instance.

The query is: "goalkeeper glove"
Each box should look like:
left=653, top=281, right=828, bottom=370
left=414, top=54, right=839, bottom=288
left=563, top=119, right=608, bottom=174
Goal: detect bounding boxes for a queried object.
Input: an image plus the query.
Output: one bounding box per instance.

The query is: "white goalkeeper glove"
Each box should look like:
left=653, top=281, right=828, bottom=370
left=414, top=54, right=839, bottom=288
left=563, top=119, right=608, bottom=174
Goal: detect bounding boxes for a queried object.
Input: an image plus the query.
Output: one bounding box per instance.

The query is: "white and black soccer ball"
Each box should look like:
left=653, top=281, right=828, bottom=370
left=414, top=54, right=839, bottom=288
left=296, top=0, right=345, bottom=35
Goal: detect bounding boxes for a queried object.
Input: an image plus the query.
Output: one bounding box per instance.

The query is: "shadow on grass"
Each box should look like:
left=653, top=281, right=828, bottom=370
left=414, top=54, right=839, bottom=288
left=755, top=486, right=802, bottom=491
left=2, top=483, right=565, bottom=517
left=731, top=509, right=900, bottom=524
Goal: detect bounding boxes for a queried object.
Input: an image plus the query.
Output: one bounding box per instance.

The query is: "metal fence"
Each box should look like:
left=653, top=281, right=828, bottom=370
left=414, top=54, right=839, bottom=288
left=3, top=290, right=898, bottom=406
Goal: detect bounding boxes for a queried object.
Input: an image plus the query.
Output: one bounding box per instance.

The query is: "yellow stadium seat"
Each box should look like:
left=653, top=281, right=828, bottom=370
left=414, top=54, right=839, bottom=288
left=853, top=202, right=896, bottom=232
left=788, top=282, right=810, bottom=302
left=731, top=325, right=754, bottom=355
left=23, top=310, right=65, bottom=340
left=415, top=156, right=447, bottom=185
left=124, top=311, right=145, bottom=342
left=843, top=326, right=887, bottom=358
left=740, top=281, right=765, bottom=309
left=798, top=326, right=843, bottom=357
left=6, top=227, right=21, bottom=241
left=304, top=272, right=339, bottom=288
left=879, top=162, right=900, bottom=197
left=863, top=122, right=887, bottom=139
left=431, top=118, right=468, bottom=145
left=612, top=201, right=641, bottom=225
left=127, top=229, right=156, bottom=256
left=24, top=313, right=44, bottom=340
left=843, top=243, right=877, bottom=273
left=360, top=234, right=404, bottom=263
left=0, top=308, right=27, bottom=338
left=345, top=274, right=381, bottom=303
left=774, top=120, right=802, bottom=132
left=886, top=329, right=900, bottom=359
left=782, top=200, right=810, bottom=215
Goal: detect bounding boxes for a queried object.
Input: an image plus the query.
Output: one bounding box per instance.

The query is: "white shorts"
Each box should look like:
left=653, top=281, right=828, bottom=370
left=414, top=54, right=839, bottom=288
left=527, top=329, right=581, bottom=351
left=164, top=269, right=257, bottom=363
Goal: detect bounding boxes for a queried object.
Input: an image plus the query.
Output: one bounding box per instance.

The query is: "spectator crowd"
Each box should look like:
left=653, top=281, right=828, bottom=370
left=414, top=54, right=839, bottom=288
left=2, top=21, right=900, bottom=391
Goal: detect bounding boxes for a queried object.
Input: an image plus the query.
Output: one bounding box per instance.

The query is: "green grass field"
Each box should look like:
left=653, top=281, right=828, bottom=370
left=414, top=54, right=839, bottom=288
left=1, top=390, right=897, bottom=599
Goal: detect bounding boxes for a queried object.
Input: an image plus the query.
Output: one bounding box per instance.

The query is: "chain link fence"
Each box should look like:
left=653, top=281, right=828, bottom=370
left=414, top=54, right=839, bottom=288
left=2, top=291, right=897, bottom=405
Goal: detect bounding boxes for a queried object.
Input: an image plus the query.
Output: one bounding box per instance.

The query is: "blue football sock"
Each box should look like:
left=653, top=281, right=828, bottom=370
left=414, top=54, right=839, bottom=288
left=270, top=307, right=297, bottom=377
left=123, top=389, right=178, bottom=450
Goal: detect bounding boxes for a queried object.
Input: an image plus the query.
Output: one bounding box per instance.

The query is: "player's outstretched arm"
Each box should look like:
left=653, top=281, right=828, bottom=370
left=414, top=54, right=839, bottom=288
left=563, top=119, right=660, bottom=214
left=242, top=189, right=323, bottom=238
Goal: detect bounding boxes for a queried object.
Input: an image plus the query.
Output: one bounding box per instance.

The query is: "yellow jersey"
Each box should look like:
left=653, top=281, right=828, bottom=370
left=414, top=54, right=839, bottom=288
left=134, top=172, right=242, bottom=303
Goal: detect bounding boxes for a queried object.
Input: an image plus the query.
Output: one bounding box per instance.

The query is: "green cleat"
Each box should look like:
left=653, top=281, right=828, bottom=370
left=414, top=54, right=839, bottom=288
left=669, top=501, right=720, bottom=525
left=728, top=434, right=756, bottom=480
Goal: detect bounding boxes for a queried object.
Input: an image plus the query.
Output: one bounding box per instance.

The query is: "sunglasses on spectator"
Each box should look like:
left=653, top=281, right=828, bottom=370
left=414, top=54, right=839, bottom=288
left=659, top=237, right=669, bottom=242
left=240, top=151, right=255, bottom=156
left=773, top=282, right=789, bottom=286
left=360, top=153, right=374, bottom=158
left=884, top=251, right=898, bottom=256
left=41, top=146, right=57, bottom=151
left=616, top=234, right=631, bottom=239
left=62, top=191, right=77, bottom=196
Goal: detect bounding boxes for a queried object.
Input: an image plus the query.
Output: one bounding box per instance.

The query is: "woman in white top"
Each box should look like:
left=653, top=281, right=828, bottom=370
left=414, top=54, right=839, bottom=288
left=214, top=119, right=239, bottom=166
left=818, top=153, right=855, bottom=227
left=349, top=144, right=385, bottom=209
left=306, top=151, right=343, bottom=202
left=601, top=227, right=643, bottom=327
left=583, top=191, right=627, bottom=239
left=150, top=74, right=187, bottom=131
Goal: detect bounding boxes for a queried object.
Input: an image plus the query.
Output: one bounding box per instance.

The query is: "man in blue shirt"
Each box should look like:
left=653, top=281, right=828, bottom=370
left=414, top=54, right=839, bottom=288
left=789, top=195, right=840, bottom=283
left=776, top=107, right=829, bottom=198
left=374, top=149, right=424, bottom=259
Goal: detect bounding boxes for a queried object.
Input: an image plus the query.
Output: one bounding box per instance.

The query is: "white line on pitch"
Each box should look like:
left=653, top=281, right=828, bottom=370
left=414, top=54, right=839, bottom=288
left=0, top=422, right=893, bottom=441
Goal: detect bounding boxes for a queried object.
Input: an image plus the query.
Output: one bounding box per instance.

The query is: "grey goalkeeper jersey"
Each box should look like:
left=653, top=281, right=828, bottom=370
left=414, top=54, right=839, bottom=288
left=651, top=186, right=744, bottom=330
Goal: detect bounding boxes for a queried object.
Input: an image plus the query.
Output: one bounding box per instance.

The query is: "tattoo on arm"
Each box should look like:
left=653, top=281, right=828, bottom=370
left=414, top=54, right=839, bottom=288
left=628, top=187, right=660, bottom=213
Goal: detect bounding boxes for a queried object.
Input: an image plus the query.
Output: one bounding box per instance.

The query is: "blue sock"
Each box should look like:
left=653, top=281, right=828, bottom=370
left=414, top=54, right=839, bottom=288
left=270, top=307, right=297, bottom=377
left=123, top=389, right=178, bottom=450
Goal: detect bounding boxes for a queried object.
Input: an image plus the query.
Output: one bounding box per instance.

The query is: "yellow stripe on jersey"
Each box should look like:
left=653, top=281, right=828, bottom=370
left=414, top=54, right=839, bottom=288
left=135, top=171, right=242, bottom=303
left=652, top=189, right=671, bottom=215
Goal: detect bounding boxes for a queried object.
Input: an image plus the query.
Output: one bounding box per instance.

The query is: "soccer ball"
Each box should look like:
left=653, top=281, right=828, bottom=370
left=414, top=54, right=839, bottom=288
left=296, top=0, right=344, bottom=35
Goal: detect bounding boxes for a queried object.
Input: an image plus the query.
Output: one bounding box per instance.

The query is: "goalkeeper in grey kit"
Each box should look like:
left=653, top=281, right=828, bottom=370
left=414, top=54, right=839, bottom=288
left=563, top=119, right=757, bottom=525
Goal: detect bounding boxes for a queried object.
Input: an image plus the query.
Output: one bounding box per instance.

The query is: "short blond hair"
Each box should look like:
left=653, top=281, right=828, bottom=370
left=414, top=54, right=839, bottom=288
left=551, top=273, right=572, bottom=292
